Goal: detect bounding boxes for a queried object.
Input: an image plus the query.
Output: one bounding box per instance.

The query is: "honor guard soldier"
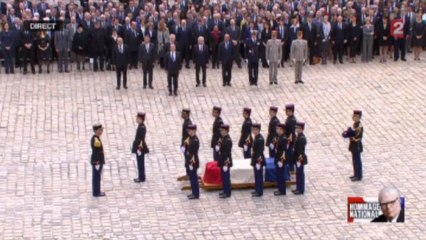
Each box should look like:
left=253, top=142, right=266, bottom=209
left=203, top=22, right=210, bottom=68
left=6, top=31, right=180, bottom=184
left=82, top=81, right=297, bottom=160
left=132, top=112, right=149, bottom=183
left=349, top=110, right=363, bottom=181
left=292, top=122, right=308, bottom=195
left=186, top=125, right=200, bottom=200
left=266, top=106, right=280, bottom=158
left=238, top=108, right=253, bottom=158
left=251, top=123, right=266, bottom=197
left=218, top=124, right=233, bottom=199
left=91, top=124, right=105, bottom=197
left=284, top=104, right=297, bottom=172
left=180, top=108, right=192, bottom=176
left=211, top=106, right=224, bottom=161
left=274, top=123, right=288, bottom=196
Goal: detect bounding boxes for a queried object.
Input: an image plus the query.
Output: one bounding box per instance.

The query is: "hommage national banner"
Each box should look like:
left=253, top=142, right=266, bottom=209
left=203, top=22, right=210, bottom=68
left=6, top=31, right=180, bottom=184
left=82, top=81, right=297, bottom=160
left=347, top=196, right=406, bottom=223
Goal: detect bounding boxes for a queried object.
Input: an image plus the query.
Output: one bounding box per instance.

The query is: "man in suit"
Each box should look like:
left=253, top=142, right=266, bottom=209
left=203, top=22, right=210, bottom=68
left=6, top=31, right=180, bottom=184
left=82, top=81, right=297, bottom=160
left=348, top=110, right=364, bottom=182
left=251, top=124, right=266, bottom=197
left=20, top=29, right=36, bottom=74
left=266, top=31, right=282, bottom=84
left=291, top=31, right=308, bottom=84
left=302, top=14, right=317, bottom=65
left=177, top=19, right=192, bottom=68
left=245, top=31, right=260, bottom=86
left=180, top=109, right=192, bottom=177
left=91, top=123, right=105, bottom=197
left=185, top=124, right=200, bottom=200
left=211, top=106, right=223, bottom=161
left=55, top=20, right=72, bottom=73
left=331, top=16, right=346, bottom=64
left=91, top=21, right=107, bottom=71
left=164, top=43, right=182, bottom=96
left=371, top=187, right=405, bottom=222
left=292, top=122, right=308, bottom=195
left=276, top=18, right=289, bottom=67
left=132, top=112, right=148, bottom=183
left=139, top=35, right=156, bottom=89
left=287, top=17, right=300, bottom=64
left=225, top=19, right=242, bottom=68
left=274, top=123, right=288, bottom=196
left=266, top=106, right=280, bottom=158
left=218, top=124, right=233, bottom=199
left=0, top=1, right=7, bottom=16
left=125, top=21, right=142, bottom=69
left=193, top=36, right=209, bottom=87
left=238, top=108, right=253, bottom=158
left=112, top=37, right=129, bottom=90
left=218, top=34, right=234, bottom=86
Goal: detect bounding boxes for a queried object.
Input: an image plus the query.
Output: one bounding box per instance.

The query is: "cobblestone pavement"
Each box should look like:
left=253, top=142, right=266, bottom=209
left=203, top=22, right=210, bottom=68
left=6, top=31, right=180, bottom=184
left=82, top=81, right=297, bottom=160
left=0, top=57, right=425, bottom=240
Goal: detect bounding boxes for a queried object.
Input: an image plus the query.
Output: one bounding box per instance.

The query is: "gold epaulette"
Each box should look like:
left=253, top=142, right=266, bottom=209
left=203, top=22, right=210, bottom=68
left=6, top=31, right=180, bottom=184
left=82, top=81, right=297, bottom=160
left=94, top=138, right=102, bottom=148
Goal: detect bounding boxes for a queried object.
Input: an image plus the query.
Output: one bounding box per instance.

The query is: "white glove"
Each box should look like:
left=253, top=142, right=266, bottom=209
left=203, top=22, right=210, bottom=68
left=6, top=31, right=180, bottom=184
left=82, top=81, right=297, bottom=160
left=180, top=146, right=186, bottom=153
left=189, top=165, right=194, bottom=171
left=278, top=162, right=283, bottom=168
left=137, top=149, right=142, bottom=156
left=243, top=145, right=248, bottom=151
left=215, top=145, right=220, bottom=152
left=256, top=163, right=261, bottom=170
left=267, top=60, right=270, bottom=65
left=269, top=143, right=274, bottom=150
left=297, top=161, right=301, bottom=168
left=95, top=165, right=100, bottom=171
left=223, top=166, right=228, bottom=172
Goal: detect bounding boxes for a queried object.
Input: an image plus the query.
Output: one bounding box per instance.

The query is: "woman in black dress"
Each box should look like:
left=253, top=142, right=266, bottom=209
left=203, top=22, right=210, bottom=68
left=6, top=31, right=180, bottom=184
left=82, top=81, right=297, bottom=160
left=347, top=15, right=361, bottom=63
left=37, top=31, right=51, bottom=73
left=106, top=28, right=118, bottom=71
left=377, top=17, right=391, bottom=63
left=260, top=22, right=271, bottom=68
left=72, top=25, right=88, bottom=71
left=412, top=13, right=425, bottom=61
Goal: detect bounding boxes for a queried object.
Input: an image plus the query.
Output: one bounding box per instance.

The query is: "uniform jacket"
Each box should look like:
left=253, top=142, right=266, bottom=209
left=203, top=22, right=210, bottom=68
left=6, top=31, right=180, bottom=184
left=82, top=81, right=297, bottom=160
left=349, top=121, right=363, bottom=152
left=211, top=116, right=223, bottom=148
left=218, top=41, right=234, bottom=64
left=251, top=134, right=266, bottom=167
left=181, top=118, right=192, bottom=146
left=285, top=115, right=297, bottom=143
left=293, top=133, right=307, bottom=165
left=245, top=37, right=260, bottom=63
left=91, top=135, right=105, bottom=165
left=218, top=134, right=233, bottom=167
left=274, top=134, right=288, bottom=166
left=266, top=116, right=280, bottom=145
left=238, top=118, right=253, bottom=148
left=112, top=44, right=129, bottom=67
left=185, top=135, right=200, bottom=169
left=131, top=123, right=147, bottom=154
left=139, top=42, right=156, bottom=66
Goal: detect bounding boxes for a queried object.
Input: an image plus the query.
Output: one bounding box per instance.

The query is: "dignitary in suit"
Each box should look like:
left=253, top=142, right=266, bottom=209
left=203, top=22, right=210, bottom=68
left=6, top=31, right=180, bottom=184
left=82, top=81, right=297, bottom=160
left=284, top=104, right=297, bottom=172
left=132, top=112, right=149, bottom=183
left=125, top=21, right=142, bottom=69
left=193, top=36, right=209, bottom=87
left=319, top=15, right=332, bottom=64
left=180, top=109, right=192, bottom=177
left=290, top=31, right=308, bottom=84
left=274, top=123, right=288, bottom=196
left=371, top=187, right=405, bottom=222
left=225, top=19, right=242, bottom=68
left=361, top=17, right=375, bottom=63
left=185, top=124, right=200, bottom=200
left=91, top=21, right=107, bottom=71
left=266, top=106, right=280, bottom=158
left=211, top=106, right=224, bottom=161
left=139, top=35, right=156, bottom=89
left=91, top=124, right=105, bottom=197
left=245, top=31, right=260, bottom=86
left=112, top=37, right=129, bottom=89
left=177, top=19, right=192, bottom=68
left=266, top=31, right=282, bottom=84
left=348, top=110, right=364, bottom=181
left=218, top=34, right=234, bottom=86
left=164, top=43, right=182, bottom=96
left=292, top=122, right=308, bottom=195
left=20, top=29, right=36, bottom=74
left=331, top=16, right=347, bottom=64
left=303, top=14, right=317, bottom=65
left=251, top=124, right=266, bottom=197
left=1, top=23, right=15, bottom=74
left=54, top=21, right=72, bottom=73
left=238, top=108, right=253, bottom=158
left=72, top=25, right=88, bottom=71
left=347, top=15, right=362, bottom=63
left=276, top=18, right=288, bottom=67
left=218, top=124, right=233, bottom=199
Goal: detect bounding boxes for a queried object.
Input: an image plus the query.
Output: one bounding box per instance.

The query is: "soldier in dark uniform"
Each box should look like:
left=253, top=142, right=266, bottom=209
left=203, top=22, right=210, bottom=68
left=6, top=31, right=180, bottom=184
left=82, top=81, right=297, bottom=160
left=211, top=106, right=223, bottom=161
left=91, top=124, right=105, bottom=197
left=284, top=104, right=297, bottom=172
left=292, top=122, right=308, bottom=195
left=132, top=112, right=149, bottom=183
left=186, top=124, right=200, bottom=200
left=251, top=123, right=266, bottom=197
left=238, top=108, right=253, bottom=158
left=180, top=109, right=192, bottom=176
left=266, top=106, right=280, bottom=158
left=218, top=124, right=232, bottom=199
left=349, top=110, right=363, bottom=182
left=274, top=123, right=288, bottom=196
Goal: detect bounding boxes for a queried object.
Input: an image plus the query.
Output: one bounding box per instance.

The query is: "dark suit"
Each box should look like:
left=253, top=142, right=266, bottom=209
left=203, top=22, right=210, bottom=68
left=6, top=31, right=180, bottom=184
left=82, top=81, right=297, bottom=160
left=371, top=208, right=405, bottom=222
left=276, top=24, right=288, bottom=66
left=251, top=134, right=265, bottom=195
left=90, top=27, right=107, bottom=71
left=132, top=123, right=148, bottom=181
left=293, top=133, right=307, bottom=193
left=139, top=43, right=156, bottom=87
left=177, top=26, right=192, bottom=67
left=20, top=30, right=36, bottom=73
left=331, top=22, right=347, bottom=62
left=394, top=16, right=410, bottom=60
left=112, top=44, right=129, bottom=88
left=218, top=41, right=234, bottom=85
left=225, top=26, right=242, bottom=66
left=125, top=28, right=142, bottom=68
left=164, top=51, right=182, bottom=94
left=238, top=118, right=253, bottom=158
left=0, top=30, right=15, bottom=73
left=193, top=44, right=209, bottom=85
left=218, top=134, right=233, bottom=197
left=245, top=37, right=260, bottom=85
left=303, top=22, right=317, bottom=64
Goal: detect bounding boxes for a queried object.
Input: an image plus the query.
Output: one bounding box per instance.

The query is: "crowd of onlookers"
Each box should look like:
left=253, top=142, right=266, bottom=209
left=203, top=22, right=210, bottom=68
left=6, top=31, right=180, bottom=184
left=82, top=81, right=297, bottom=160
left=0, top=0, right=425, bottom=75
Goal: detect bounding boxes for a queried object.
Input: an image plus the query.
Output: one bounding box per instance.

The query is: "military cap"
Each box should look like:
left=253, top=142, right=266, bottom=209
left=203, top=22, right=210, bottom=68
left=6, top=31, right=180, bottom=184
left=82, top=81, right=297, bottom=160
left=136, top=112, right=146, bottom=119
left=187, top=124, right=197, bottom=130
left=213, top=106, right=222, bottom=112
left=243, top=107, right=251, bottom=114
left=220, top=124, right=230, bottom=131
left=285, top=104, right=295, bottom=111
left=296, top=121, right=305, bottom=130
left=353, top=110, right=362, bottom=117
left=252, top=123, right=261, bottom=130
left=182, top=108, right=191, bottom=114
left=270, top=106, right=278, bottom=112
left=277, top=123, right=286, bottom=129
left=93, top=123, right=103, bottom=131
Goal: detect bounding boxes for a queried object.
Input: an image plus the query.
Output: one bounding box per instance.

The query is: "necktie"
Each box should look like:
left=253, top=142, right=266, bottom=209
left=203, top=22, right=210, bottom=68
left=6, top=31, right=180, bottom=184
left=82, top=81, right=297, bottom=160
left=225, top=42, right=228, bottom=49
left=339, top=23, right=341, bottom=29
left=173, top=53, right=175, bottom=61
left=146, top=44, right=149, bottom=51
left=199, top=45, right=202, bottom=51
left=120, top=46, right=123, bottom=53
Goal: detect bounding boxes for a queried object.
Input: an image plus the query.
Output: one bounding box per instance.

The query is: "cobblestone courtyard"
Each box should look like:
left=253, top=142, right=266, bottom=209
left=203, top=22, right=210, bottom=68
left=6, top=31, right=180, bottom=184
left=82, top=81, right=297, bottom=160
left=0, top=60, right=425, bottom=239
